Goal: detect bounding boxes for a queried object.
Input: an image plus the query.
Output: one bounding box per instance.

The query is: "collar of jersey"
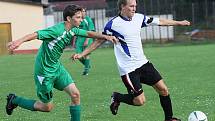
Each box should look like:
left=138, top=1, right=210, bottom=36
left=119, top=14, right=132, bottom=21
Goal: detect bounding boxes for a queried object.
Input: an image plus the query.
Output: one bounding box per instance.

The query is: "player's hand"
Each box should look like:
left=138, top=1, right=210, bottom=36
left=179, top=20, right=191, bottom=26
left=7, top=40, right=22, bottom=51
left=71, top=53, right=83, bottom=60
left=105, top=36, right=118, bottom=44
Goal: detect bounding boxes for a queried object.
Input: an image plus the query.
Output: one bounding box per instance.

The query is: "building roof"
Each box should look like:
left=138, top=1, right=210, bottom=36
left=0, top=0, right=48, bottom=7
left=51, top=0, right=106, bottom=11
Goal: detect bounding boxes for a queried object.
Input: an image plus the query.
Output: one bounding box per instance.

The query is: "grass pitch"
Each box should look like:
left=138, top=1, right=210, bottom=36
left=0, top=43, right=215, bottom=121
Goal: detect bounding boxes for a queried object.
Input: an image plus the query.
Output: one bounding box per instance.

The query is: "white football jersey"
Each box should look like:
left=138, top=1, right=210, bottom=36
left=103, top=13, right=159, bottom=75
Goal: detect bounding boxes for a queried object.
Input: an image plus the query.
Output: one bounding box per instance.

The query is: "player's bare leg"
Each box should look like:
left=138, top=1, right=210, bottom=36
left=133, top=93, right=145, bottom=106
left=64, top=83, right=81, bottom=121
left=153, top=80, right=181, bottom=121
left=34, top=101, right=54, bottom=112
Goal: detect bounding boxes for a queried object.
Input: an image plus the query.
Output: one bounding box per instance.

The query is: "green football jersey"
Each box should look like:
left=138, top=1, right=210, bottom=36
left=35, top=22, right=87, bottom=76
left=76, top=16, right=95, bottom=45
left=80, top=16, right=95, bottom=31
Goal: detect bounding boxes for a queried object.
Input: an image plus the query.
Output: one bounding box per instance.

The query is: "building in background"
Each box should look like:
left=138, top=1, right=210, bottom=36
left=0, top=0, right=47, bottom=55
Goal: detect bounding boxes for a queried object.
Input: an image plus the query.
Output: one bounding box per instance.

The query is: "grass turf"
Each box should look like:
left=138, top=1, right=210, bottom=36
left=0, top=43, right=215, bottom=121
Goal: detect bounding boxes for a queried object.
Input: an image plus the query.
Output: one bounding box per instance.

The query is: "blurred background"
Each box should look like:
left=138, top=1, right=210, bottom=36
left=0, top=0, right=215, bottom=55
left=1, top=1, right=215, bottom=120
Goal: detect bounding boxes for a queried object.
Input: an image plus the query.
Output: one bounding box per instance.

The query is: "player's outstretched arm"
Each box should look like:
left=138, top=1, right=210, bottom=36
left=72, top=39, right=106, bottom=60
left=159, top=18, right=191, bottom=26
left=8, top=32, right=38, bottom=51
left=86, top=31, right=118, bottom=44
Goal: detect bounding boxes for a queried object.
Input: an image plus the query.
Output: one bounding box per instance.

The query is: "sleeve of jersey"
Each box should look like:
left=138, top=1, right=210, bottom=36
left=103, top=20, right=113, bottom=35
left=70, top=27, right=88, bottom=37
left=141, top=15, right=160, bottom=27
left=87, top=17, right=95, bottom=31
left=36, top=27, right=56, bottom=41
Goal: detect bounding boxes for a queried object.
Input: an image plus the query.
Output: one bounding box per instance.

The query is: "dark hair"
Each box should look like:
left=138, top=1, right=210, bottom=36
left=117, top=0, right=128, bottom=11
left=81, top=7, right=86, bottom=12
left=63, top=4, right=82, bottom=21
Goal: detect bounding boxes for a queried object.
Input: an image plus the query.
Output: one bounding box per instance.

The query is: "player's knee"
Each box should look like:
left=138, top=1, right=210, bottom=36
left=71, top=91, right=80, bottom=99
left=35, top=101, right=54, bottom=112
left=43, top=104, right=54, bottom=112
left=133, top=96, right=146, bottom=106
left=159, top=87, right=169, bottom=96
left=70, top=91, right=80, bottom=104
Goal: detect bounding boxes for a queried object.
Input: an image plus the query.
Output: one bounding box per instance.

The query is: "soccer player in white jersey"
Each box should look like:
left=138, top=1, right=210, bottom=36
left=72, top=0, right=190, bottom=121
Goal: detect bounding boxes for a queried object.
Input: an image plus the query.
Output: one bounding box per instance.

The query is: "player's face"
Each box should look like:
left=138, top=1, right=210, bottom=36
left=82, top=9, right=86, bottom=19
left=71, top=11, right=83, bottom=27
left=122, top=0, right=136, bottom=19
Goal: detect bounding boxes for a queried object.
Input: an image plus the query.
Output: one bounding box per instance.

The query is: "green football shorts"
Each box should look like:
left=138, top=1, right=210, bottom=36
left=34, top=66, right=74, bottom=103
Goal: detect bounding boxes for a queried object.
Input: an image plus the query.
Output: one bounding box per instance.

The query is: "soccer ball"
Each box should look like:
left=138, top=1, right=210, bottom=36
left=188, top=111, right=208, bottom=121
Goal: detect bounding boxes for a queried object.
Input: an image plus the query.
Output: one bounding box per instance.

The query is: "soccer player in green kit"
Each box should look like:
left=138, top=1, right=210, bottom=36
left=74, top=8, right=95, bottom=75
left=6, top=5, right=117, bottom=121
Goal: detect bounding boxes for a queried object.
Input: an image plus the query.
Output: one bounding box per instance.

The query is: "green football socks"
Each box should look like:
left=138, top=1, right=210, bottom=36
left=84, top=59, right=90, bottom=71
left=12, top=96, right=36, bottom=111
left=79, top=58, right=85, bottom=65
left=70, top=105, right=81, bottom=121
left=79, top=58, right=90, bottom=69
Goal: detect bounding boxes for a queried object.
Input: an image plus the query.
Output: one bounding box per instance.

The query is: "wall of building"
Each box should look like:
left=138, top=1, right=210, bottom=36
left=0, top=1, right=44, bottom=52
